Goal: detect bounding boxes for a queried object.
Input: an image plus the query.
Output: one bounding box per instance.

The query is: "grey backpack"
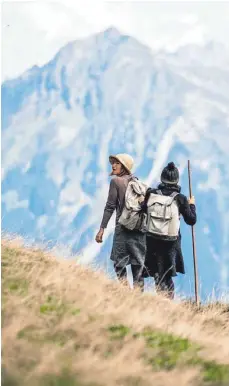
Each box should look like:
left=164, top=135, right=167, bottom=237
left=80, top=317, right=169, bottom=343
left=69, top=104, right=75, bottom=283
left=146, top=190, right=180, bottom=240
left=118, top=177, right=148, bottom=232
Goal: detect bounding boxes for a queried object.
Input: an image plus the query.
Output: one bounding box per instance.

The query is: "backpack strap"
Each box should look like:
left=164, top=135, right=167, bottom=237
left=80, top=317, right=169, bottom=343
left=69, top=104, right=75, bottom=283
left=170, top=192, right=179, bottom=199
left=170, top=192, right=180, bottom=219
left=118, top=175, right=135, bottom=213
left=156, top=190, right=162, bottom=195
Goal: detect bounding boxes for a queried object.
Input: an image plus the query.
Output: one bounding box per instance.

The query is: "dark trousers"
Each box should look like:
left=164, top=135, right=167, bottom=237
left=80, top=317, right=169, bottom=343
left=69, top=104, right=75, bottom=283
left=114, top=264, right=144, bottom=292
left=154, top=273, right=175, bottom=299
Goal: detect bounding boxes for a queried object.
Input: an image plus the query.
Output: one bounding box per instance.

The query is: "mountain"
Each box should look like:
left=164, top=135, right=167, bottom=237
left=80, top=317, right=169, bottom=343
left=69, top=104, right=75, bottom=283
left=2, top=27, right=229, bottom=300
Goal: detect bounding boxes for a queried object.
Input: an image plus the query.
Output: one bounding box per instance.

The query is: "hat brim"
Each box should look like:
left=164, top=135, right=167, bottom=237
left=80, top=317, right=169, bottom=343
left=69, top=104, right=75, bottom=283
left=109, top=155, right=131, bottom=173
left=109, top=155, right=119, bottom=164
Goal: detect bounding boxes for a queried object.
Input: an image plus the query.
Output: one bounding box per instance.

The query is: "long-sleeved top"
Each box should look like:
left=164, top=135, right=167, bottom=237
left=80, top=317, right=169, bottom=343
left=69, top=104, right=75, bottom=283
left=100, top=174, right=132, bottom=229
left=142, top=185, right=197, bottom=228
left=142, top=182, right=197, bottom=277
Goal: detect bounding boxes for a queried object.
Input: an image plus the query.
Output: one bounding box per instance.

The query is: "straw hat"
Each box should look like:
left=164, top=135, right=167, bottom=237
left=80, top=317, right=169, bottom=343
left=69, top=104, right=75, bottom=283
left=109, top=153, right=134, bottom=174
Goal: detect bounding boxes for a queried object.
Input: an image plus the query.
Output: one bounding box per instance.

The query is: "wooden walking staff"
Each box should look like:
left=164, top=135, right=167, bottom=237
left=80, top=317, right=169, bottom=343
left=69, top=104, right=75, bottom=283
left=188, top=160, right=200, bottom=305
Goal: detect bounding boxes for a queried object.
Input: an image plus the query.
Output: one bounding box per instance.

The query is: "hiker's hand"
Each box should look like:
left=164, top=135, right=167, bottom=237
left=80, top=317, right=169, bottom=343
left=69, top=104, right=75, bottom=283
left=138, top=195, right=145, bottom=204
left=188, top=196, right=195, bottom=205
left=95, top=228, right=104, bottom=243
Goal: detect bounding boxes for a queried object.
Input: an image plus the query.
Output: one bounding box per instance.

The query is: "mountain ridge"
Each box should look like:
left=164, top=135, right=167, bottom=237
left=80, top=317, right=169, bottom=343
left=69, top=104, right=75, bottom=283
left=2, top=27, right=229, bottom=299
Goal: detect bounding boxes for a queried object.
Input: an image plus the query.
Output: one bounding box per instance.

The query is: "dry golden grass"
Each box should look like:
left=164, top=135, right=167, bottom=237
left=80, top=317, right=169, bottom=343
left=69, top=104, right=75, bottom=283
left=1, top=239, right=229, bottom=386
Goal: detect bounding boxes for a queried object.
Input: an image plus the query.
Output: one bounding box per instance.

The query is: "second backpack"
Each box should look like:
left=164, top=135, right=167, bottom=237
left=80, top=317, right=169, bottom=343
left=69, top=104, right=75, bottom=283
left=146, top=190, right=180, bottom=240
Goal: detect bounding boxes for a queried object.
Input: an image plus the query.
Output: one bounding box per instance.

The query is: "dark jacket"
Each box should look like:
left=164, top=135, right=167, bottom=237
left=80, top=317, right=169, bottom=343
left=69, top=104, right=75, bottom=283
left=142, top=183, right=197, bottom=278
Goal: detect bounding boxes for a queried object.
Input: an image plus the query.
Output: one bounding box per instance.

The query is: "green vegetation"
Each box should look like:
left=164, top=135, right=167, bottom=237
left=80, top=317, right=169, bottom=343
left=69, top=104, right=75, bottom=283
left=2, top=369, right=100, bottom=386
left=17, top=325, right=77, bottom=347
left=2, top=243, right=229, bottom=386
left=107, top=325, right=229, bottom=385
left=108, top=324, right=131, bottom=339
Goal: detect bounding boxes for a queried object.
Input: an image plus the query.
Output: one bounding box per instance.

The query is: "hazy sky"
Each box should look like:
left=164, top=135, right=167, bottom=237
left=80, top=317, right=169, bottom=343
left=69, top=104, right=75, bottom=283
left=2, top=0, right=229, bottom=80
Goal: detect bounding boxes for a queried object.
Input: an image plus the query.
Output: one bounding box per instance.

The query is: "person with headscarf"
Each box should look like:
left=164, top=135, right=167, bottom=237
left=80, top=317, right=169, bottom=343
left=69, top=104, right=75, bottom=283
left=142, top=162, right=197, bottom=299
left=95, top=153, right=146, bottom=291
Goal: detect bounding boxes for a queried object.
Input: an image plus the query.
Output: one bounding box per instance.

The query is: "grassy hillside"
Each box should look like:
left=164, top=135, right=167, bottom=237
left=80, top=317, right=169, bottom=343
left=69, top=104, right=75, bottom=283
left=1, top=240, right=229, bottom=386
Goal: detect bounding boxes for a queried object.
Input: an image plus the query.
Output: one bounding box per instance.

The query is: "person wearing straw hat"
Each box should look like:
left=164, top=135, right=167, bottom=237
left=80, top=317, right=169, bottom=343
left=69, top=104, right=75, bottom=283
left=95, top=153, right=146, bottom=291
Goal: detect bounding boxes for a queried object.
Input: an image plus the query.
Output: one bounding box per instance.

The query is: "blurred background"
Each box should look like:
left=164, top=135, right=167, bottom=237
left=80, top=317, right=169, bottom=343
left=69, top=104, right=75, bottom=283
left=1, top=0, right=229, bottom=301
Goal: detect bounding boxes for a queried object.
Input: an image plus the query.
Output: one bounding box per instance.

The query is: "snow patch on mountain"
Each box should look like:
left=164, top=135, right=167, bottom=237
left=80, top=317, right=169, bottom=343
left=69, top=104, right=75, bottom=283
left=2, top=27, right=229, bottom=297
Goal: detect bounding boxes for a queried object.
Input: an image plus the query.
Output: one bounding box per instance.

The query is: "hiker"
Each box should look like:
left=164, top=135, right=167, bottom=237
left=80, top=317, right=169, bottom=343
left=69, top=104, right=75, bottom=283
left=141, top=162, right=197, bottom=299
left=95, top=154, right=146, bottom=291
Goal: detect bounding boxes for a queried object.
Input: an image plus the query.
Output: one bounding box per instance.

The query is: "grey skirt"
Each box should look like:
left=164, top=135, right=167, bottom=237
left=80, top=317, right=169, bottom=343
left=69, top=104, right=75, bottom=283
left=110, top=223, right=146, bottom=268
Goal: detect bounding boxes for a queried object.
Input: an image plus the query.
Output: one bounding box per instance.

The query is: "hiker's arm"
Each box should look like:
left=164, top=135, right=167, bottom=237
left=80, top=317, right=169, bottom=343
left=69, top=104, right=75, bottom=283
left=179, top=196, right=197, bottom=226
left=140, top=188, right=154, bottom=212
left=100, top=179, right=118, bottom=229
